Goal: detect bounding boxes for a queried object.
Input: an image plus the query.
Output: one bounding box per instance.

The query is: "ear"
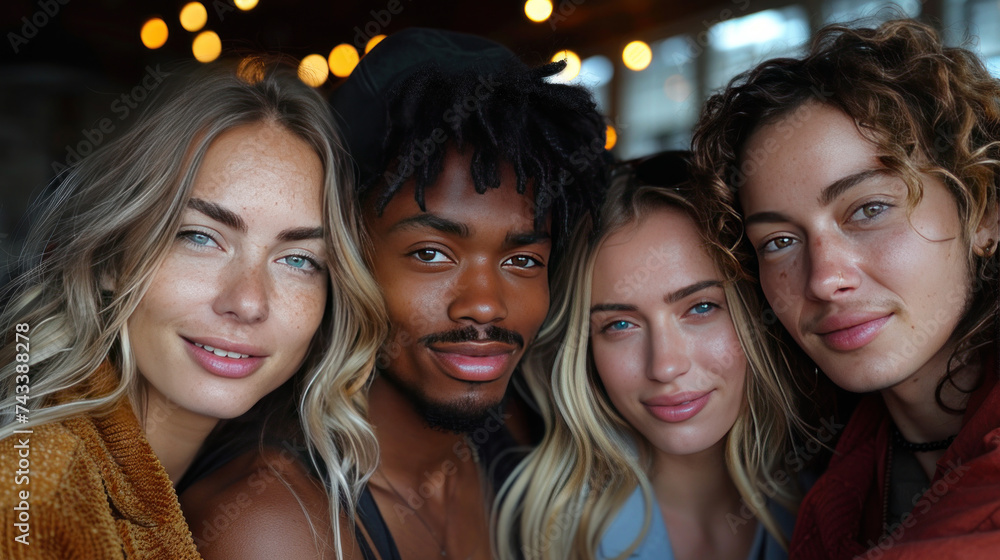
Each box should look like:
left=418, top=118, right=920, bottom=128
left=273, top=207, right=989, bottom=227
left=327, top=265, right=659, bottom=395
left=972, top=202, right=999, bottom=256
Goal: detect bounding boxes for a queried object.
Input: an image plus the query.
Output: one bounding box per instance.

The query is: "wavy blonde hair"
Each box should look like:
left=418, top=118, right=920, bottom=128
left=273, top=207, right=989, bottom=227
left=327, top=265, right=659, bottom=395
left=494, top=153, right=804, bottom=559
left=0, top=58, right=386, bottom=559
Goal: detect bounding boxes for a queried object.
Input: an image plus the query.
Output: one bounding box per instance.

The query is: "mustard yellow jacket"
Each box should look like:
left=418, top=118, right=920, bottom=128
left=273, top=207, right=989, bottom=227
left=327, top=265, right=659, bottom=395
left=1, top=367, right=202, bottom=559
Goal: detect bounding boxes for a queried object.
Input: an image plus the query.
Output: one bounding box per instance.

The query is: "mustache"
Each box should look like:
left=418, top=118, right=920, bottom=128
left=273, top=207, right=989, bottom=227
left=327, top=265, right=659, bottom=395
left=419, top=325, right=524, bottom=348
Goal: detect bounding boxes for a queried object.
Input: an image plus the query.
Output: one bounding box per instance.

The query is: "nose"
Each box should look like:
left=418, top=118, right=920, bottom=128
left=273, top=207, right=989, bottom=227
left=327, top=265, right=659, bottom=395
left=646, top=321, right=691, bottom=383
left=805, top=234, right=860, bottom=301
left=447, top=260, right=508, bottom=325
left=213, top=256, right=270, bottom=323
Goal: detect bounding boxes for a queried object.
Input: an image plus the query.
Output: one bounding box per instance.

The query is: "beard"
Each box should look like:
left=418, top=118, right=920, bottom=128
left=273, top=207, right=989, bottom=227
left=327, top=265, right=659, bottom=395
left=377, top=368, right=505, bottom=433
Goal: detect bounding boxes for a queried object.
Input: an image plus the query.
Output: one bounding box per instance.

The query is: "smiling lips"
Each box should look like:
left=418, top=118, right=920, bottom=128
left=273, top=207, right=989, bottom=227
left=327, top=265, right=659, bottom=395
left=184, top=337, right=266, bottom=379
left=429, top=342, right=517, bottom=383
left=814, top=313, right=893, bottom=352
left=643, top=391, right=713, bottom=423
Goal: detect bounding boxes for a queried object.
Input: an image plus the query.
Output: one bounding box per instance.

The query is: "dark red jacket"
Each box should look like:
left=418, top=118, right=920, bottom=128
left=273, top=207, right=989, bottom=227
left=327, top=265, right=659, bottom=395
left=790, top=351, right=1000, bottom=559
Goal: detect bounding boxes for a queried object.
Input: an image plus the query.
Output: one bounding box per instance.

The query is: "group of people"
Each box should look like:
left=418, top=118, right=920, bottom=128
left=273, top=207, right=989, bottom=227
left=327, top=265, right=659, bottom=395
left=0, top=17, right=997, bottom=560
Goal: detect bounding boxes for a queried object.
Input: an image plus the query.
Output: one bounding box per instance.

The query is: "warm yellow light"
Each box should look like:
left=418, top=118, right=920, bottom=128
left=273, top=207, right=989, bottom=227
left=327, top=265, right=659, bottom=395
left=179, top=3, right=207, bottom=32
left=140, top=18, right=169, bottom=50
left=298, top=54, right=329, bottom=87
left=192, top=30, right=221, bottom=63
left=605, top=125, right=617, bottom=150
left=550, top=50, right=581, bottom=82
left=623, top=40, right=652, bottom=71
left=234, top=0, right=258, bottom=11
left=524, top=0, right=553, bottom=22
left=328, top=44, right=360, bottom=78
left=365, top=34, right=386, bottom=54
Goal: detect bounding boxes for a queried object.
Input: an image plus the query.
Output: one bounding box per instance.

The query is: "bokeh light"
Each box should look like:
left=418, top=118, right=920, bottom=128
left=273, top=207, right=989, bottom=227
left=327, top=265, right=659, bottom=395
left=192, top=30, right=221, bottom=63
left=365, top=34, right=386, bottom=54
left=524, top=0, right=553, bottom=22
left=623, top=40, right=652, bottom=71
left=328, top=44, right=360, bottom=78
left=298, top=54, right=330, bottom=87
left=549, top=50, right=581, bottom=83
left=179, top=3, right=207, bottom=32
left=140, top=18, right=169, bottom=49
left=605, top=125, right=617, bottom=150
left=234, top=0, right=259, bottom=11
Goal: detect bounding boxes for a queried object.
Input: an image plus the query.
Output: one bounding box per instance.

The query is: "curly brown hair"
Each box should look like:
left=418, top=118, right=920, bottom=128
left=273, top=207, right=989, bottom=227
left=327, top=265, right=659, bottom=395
left=691, top=18, right=1000, bottom=411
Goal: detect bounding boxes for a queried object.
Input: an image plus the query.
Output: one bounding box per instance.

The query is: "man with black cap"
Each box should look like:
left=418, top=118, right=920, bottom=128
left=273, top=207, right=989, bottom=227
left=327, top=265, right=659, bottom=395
left=331, top=28, right=609, bottom=559
left=179, top=28, right=609, bottom=560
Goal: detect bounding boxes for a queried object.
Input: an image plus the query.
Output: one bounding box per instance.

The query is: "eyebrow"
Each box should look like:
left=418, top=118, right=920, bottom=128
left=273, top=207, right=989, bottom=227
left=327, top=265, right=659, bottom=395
left=188, top=198, right=246, bottom=233
left=389, top=214, right=469, bottom=237
left=744, top=169, right=888, bottom=227
left=505, top=231, right=551, bottom=248
left=819, top=169, right=887, bottom=206
left=187, top=198, right=324, bottom=242
left=590, top=280, right=722, bottom=314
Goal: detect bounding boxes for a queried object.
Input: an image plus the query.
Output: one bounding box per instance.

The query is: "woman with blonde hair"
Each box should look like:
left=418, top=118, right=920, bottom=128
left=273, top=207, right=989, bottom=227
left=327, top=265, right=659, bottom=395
left=495, top=151, right=804, bottom=560
left=0, top=59, right=385, bottom=559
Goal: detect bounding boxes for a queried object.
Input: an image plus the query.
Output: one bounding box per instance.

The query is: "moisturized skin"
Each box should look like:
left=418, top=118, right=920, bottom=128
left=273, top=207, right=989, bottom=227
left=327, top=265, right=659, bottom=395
left=128, top=121, right=328, bottom=433
left=739, top=101, right=995, bottom=397
left=364, top=148, right=551, bottom=423
left=590, top=206, right=746, bottom=458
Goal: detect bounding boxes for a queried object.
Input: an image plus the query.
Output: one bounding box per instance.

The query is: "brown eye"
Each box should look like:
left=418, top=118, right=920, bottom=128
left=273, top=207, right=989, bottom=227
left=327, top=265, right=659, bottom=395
left=411, top=249, right=448, bottom=263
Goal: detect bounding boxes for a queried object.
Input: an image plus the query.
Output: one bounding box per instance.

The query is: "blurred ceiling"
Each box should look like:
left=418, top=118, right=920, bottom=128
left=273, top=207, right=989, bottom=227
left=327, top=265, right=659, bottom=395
left=0, top=0, right=727, bottom=86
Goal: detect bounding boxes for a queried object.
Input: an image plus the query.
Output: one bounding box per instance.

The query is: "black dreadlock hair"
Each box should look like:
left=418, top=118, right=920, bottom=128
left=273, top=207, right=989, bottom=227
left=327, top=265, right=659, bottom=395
left=362, top=59, right=611, bottom=266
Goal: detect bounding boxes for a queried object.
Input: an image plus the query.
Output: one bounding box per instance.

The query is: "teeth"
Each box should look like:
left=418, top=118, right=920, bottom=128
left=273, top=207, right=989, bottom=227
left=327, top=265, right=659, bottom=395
left=194, top=342, right=250, bottom=359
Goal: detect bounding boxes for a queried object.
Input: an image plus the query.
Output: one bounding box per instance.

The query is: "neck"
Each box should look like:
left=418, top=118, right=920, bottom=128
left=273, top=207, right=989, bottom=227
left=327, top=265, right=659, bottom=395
left=368, top=375, right=477, bottom=484
left=137, top=389, right=217, bottom=485
left=648, top=440, right=742, bottom=521
left=881, top=344, right=980, bottom=444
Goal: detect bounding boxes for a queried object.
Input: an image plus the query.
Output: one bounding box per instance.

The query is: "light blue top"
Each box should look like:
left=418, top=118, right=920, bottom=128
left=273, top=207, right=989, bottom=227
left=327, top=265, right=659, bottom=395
left=598, top=486, right=793, bottom=560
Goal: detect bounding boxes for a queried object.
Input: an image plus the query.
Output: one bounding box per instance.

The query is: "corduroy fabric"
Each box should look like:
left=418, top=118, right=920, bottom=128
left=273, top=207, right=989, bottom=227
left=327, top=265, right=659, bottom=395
left=1, top=363, right=202, bottom=559
left=791, top=350, right=1000, bottom=559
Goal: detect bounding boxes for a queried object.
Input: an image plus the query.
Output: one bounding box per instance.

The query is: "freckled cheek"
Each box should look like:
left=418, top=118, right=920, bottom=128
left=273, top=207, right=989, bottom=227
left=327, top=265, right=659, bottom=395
left=276, top=282, right=327, bottom=348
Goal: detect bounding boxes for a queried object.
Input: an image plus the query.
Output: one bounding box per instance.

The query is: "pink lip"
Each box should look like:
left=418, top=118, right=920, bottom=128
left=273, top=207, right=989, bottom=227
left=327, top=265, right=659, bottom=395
left=183, top=337, right=266, bottom=379
left=429, top=342, right=517, bottom=383
left=643, top=391, right=712, bottom=423
left=814, top=314, right=892, bottom=352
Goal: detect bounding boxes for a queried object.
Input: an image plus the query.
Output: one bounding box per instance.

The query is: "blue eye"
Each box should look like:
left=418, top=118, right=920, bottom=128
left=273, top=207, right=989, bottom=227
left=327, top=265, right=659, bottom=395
left=278, top=255, right=320, bottom=272
left=603, top=320, right=635, bottom=332
left=179, top=230, right=219, bottom=248
left=689, top=302, right=718, bottom=316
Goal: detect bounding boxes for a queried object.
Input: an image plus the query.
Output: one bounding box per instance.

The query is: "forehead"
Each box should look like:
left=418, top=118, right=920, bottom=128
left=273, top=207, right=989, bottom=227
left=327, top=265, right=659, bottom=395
left=193, top=122, right=324, bottom=209
left=370, top=149, right=541, bottom=234
left=739, top=102, right=879, bottom=209
left=592, top=207, right=717, bottom=298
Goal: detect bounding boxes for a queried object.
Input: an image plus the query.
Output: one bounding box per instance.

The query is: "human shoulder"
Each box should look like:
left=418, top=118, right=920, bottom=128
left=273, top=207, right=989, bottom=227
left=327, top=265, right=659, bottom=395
left=0, top=418, right=122, bottom=558
left=598, top=485, right=671, bottom=560
left=181, top=445, right=364, bottom=559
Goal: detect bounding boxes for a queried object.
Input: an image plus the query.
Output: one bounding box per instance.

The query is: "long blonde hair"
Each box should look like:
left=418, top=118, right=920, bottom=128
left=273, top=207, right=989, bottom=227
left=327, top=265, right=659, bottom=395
left=495, top=152, right=804, bottom=559
left=0, top=59, right=386, bottom=559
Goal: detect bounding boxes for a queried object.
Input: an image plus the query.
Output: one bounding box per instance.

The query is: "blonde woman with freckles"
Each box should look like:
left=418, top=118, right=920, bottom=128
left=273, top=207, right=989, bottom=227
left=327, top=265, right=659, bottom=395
left=495, top=151, right=806, bottom=560
left=0, top=60, right=385, bottom=559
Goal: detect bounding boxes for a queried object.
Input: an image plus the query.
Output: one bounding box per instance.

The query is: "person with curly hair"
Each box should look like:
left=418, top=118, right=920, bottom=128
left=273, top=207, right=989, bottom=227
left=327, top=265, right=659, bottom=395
left=692, top=18, right=1000, bottom=559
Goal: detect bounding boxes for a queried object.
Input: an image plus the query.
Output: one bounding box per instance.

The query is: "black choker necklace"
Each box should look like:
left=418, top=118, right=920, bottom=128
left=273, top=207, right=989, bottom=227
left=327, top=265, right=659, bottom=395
left=892, top=426, right=956, bottom=452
